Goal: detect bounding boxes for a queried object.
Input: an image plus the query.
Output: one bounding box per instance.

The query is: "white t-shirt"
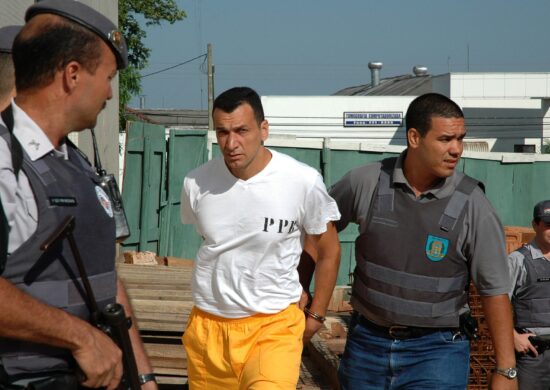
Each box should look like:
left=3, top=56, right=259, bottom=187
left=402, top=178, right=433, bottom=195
left=181, top=149, right=340, bottom=318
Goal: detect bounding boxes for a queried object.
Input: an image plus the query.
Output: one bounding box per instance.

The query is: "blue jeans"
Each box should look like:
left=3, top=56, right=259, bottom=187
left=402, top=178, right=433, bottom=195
left=338, top=313, right=470, bottom=390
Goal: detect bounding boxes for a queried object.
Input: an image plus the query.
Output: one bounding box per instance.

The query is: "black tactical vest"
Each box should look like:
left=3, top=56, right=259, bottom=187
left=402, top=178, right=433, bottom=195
left=0, top=123, right=116, bottom=377
left=352, top=158, right=479, bottom=328
left=513, top=245, right=550, bottom=328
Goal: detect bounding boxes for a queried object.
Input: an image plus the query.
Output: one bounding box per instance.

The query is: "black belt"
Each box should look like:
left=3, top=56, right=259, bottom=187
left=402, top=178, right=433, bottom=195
left=356, top=313, right=458, bottom=340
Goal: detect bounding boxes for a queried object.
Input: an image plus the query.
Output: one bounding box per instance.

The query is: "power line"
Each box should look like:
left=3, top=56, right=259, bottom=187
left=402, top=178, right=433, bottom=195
left=140, top=53, right=207, bottom=79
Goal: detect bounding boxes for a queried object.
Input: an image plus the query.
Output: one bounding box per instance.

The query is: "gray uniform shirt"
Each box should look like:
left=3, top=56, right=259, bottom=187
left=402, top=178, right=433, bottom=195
left=330, top=151, right=510, bottom=297
left=508, top=240, right=550, bottom=335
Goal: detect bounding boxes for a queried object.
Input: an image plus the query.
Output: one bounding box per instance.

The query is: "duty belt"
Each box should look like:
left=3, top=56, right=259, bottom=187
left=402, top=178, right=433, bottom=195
left=356, top=312, right=458, bottom=340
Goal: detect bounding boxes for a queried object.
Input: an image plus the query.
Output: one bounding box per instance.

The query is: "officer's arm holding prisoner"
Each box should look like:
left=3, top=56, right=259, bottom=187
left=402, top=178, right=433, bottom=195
left=0, top=277, right=123, bottom=389
left=301, top=222, right=341, bottom=343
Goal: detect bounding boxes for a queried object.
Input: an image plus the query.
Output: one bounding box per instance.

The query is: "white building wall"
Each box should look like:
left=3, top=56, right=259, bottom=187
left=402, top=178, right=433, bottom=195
left=263, top=72, right=550, bottom=154
left=445, top=73, right=550, bottom=153
left=262, top=95, right=414, bottom=146
left=448, top=73, right=550, bottom=99
left=543, top=100, right=550, bottom=153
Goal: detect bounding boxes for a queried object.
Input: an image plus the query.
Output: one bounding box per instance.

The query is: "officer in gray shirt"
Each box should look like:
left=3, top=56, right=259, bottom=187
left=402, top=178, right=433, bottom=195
left=508, top=200, right=550, bottom=390
left=330, top=93, right=517, bottom=390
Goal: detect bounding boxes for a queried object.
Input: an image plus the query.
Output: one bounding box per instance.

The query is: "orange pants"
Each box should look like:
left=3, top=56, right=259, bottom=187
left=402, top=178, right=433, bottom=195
left=183, top=304, right=305, bottom=390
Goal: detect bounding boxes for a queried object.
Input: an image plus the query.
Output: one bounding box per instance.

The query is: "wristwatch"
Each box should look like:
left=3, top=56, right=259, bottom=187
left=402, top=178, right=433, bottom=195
left=138, top=373, right=157, bottom=385
left=494, top=367, right=518, bottom=379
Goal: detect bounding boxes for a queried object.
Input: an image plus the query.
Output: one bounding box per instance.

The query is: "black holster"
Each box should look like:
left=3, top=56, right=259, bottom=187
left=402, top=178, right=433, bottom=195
left=459, top=312, right=479, bottom=340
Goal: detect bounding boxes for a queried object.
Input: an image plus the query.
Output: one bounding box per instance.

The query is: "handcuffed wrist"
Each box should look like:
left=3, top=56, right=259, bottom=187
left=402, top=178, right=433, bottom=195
left=304, top=307, right=326, bottom=323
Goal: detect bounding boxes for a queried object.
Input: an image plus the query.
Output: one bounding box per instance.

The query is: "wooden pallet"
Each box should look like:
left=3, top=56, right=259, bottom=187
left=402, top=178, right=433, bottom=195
left=118, top=262, right=191, bottom=385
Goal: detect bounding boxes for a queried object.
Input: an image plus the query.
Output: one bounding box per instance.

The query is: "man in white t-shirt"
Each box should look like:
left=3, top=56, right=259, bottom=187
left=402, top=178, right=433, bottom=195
left=180, top=86, right=341, bottom=389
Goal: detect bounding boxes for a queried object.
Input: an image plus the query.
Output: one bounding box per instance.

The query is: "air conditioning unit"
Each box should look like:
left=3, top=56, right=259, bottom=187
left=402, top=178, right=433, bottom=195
left=463, top=141, right=489, bottom=152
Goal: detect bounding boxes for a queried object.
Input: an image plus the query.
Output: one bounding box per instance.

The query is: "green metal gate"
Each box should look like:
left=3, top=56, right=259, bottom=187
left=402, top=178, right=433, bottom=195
left=121, top=121, right=166, bottom=253
left=159, top=130, right=208, bottom=259
left=121, top=123, right=208, bottom=257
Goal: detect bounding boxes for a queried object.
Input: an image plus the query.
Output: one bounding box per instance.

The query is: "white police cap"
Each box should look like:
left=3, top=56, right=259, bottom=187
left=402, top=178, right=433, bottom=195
left=25, top=0, right=128, bottom=69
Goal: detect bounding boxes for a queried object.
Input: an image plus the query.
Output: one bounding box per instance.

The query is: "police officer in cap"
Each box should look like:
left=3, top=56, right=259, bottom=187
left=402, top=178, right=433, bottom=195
left=509, top=200, right=550, bottom=389
left=0, top=1, right=156, bottom=389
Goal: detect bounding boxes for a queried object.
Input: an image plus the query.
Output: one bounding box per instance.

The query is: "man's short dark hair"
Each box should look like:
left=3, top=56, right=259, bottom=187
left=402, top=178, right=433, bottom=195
left=405, top=93, right=464, bottom=137
left=213, top=87, right=265, bottom=125
left=13, top=15, right=102, bottom=92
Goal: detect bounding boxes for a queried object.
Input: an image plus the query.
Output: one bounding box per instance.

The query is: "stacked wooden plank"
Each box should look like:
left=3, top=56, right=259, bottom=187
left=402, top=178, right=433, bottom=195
left=326, top=286, right=352, bottom=312
left=117, top=259, right=193, bottom=385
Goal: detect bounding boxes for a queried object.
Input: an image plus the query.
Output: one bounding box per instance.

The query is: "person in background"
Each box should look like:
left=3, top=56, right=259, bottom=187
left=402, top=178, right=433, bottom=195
left=508, top=200, right=550, bottom=390
left=0, top=25, right=21, bottom=111
left=0, top=1, right=156, bottom=388
left=330, top=93, right=517, bottom=389
left=180, top=86, right=341, bottom=389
